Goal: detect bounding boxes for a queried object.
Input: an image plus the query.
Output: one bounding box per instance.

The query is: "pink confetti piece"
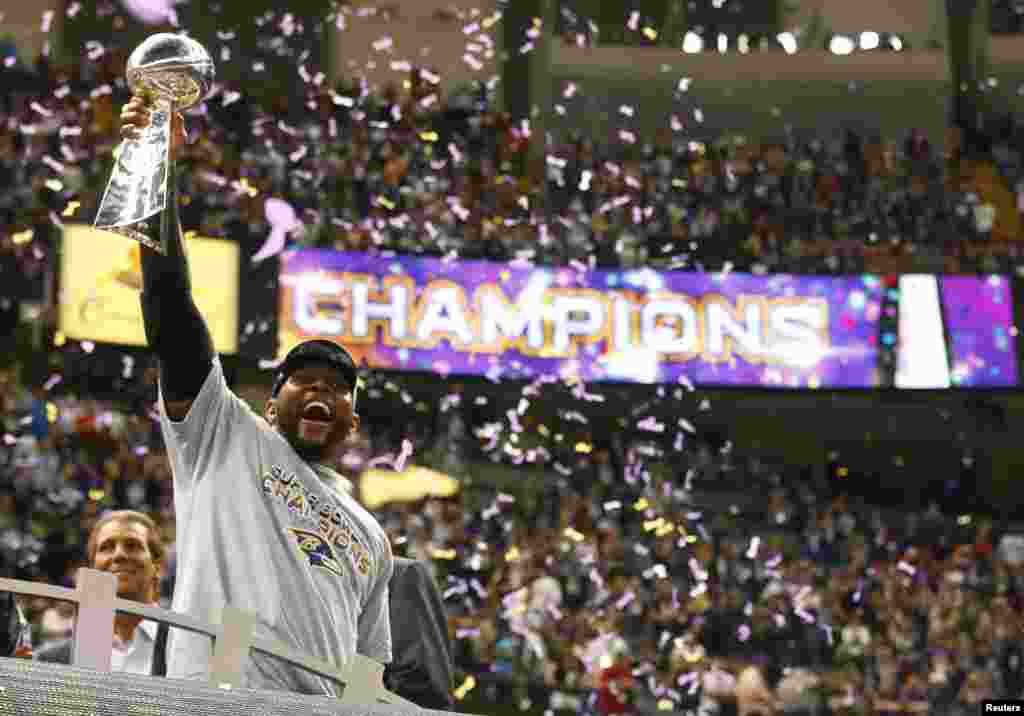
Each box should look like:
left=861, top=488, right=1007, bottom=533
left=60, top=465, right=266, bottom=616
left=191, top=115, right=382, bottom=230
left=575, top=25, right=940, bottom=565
left=330, top=92, right=355, bottom=108
left=252, top=198, right=301, bottom=264
left=672, top=432, right=685, bottom=451
left=677, top=672, right=698, bottom=689
left=120, top=0, right=179, bottom=25
left=42, top=156, right=65, bottom=174
left=279, top=13, right=297, bottom=37
left=393, top=439, right=413, bottom=472
left=897, top=560, right=916, bottom=576
left=746, top=536, right=761, bottom=559
left=85, top=42, right=105, bottom=61
left=419, top=68, right=441, bottom=85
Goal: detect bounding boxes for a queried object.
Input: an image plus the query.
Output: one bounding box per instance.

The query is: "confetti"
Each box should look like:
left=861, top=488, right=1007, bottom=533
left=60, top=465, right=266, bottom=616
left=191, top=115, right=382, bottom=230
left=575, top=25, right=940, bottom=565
left=252, top=198, right=301, bottom=264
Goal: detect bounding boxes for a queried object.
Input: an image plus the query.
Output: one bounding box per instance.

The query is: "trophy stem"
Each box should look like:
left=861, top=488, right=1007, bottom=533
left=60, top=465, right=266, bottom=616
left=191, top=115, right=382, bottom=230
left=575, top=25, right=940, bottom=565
left=160, top=156, right=177, bottom=254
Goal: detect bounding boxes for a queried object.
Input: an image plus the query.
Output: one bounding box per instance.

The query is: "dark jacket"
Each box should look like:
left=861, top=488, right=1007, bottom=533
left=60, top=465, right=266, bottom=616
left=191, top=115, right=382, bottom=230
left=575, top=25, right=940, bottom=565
left=35, top=621, right=169, bottom=676
left=1, top=591, right=18, bottom=657
left=384, top=557, right=455, bottom=710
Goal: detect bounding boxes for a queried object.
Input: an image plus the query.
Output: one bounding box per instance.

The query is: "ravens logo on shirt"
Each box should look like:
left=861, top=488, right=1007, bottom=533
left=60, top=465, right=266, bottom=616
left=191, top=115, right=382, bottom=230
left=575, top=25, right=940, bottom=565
left=287, top=527, right=344, bottom=578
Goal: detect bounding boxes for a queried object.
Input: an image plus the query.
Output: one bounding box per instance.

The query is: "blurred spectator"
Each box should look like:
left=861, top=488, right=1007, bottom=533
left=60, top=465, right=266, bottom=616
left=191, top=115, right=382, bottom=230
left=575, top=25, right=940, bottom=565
left=34, top=510, right=168, bottom=675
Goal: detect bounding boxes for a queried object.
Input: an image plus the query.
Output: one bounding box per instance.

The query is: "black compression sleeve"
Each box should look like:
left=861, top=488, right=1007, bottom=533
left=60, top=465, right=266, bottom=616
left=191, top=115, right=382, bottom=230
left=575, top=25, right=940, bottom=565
left=139, top=161, right=215, bottom=402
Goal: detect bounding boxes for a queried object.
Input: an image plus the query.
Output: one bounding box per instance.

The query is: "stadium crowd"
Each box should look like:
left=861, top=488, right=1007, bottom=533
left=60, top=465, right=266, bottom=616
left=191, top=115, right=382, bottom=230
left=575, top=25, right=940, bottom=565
left=1, top=24, right=1024, bottom=716
left=3, top=352, right=1024, bottom=716
left=1, top=37, right=1024, bottom=289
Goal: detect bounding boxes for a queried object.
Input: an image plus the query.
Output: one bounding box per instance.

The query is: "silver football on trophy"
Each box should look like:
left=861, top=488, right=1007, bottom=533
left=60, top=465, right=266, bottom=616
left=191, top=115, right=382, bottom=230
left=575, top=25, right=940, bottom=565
left=126, top=33, right=215, bottom=109
left=94, top=34, right=215, bottom=252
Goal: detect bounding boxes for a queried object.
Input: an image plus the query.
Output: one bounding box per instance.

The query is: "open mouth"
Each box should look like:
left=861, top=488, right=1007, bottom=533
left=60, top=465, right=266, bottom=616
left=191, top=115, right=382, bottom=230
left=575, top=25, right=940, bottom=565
left=301, top=400, right=333, bottom=423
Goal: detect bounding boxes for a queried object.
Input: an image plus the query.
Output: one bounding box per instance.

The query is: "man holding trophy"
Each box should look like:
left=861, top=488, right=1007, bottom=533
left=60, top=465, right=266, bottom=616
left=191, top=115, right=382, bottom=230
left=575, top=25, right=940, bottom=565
left=101, top=34, right=394, bottom=696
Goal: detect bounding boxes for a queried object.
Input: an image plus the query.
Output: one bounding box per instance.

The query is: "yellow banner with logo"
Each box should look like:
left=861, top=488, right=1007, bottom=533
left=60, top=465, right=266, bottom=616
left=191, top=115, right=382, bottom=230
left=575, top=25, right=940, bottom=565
left=360, top=465, right=460, bottom=509
left=59, top=225, right=239, bottom=354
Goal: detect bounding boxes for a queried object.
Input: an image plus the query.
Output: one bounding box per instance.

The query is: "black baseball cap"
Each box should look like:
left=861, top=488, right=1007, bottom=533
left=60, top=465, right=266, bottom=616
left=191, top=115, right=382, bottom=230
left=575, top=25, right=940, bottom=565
left=272, top=339, right=359, bottom=396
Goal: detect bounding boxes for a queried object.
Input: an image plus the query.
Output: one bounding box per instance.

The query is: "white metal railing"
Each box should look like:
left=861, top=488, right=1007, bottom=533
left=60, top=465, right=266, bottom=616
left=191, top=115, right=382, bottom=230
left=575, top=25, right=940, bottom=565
left=0, top=568, right=418, bottom=710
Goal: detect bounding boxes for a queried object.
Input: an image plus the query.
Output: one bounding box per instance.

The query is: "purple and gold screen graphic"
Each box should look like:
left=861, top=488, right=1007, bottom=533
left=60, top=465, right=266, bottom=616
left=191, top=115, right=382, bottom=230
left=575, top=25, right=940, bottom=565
left=277, top=250, right=885, bottom=388
left=940, top=276, right=1018, bottom=387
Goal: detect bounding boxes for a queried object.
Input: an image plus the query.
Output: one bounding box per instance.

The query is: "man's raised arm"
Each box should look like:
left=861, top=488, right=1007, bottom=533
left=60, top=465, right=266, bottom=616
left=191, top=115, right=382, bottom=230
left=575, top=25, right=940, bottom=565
left=121, top=97, right=214, bottom=421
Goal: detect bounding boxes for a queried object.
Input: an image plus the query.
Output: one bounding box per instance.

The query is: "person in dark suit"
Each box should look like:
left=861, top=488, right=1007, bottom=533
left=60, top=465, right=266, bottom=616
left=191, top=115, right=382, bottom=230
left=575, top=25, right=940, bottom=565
left=1, top=590, right=19, bottom=657
left=35, top=510, right=169, bottom=675
left=384, top=555, right=455, bottom=710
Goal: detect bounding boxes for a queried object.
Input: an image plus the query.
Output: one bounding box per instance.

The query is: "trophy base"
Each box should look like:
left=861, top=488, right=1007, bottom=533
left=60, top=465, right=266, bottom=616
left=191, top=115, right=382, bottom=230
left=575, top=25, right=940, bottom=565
left=96, top=225, right=166, bottom=255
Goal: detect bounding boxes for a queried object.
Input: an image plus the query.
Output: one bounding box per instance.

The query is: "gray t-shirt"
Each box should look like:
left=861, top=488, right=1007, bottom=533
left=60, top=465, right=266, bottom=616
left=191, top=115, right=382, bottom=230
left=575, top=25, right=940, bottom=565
left=158, top=358, right=392, bottom=695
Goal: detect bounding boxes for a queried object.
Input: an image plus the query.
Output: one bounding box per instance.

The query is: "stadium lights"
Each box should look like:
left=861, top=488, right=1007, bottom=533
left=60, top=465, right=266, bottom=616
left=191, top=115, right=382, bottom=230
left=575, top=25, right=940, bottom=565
left=829, top=35, right=855, bottom=55
left=860, top=31, right=880, bottom=50
left=776, top=32, right=798, bottom=54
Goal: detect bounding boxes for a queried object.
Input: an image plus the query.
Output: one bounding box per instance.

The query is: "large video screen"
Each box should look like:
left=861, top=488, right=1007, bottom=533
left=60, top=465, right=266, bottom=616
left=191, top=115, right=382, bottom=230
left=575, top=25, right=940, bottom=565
left=278, top=250, right=885, bottom=388
left=941, top=275, right=1018, bottom=387
left=895, top=275, right=951, bottom=389
left=60, top=225, right=240, bottom=354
